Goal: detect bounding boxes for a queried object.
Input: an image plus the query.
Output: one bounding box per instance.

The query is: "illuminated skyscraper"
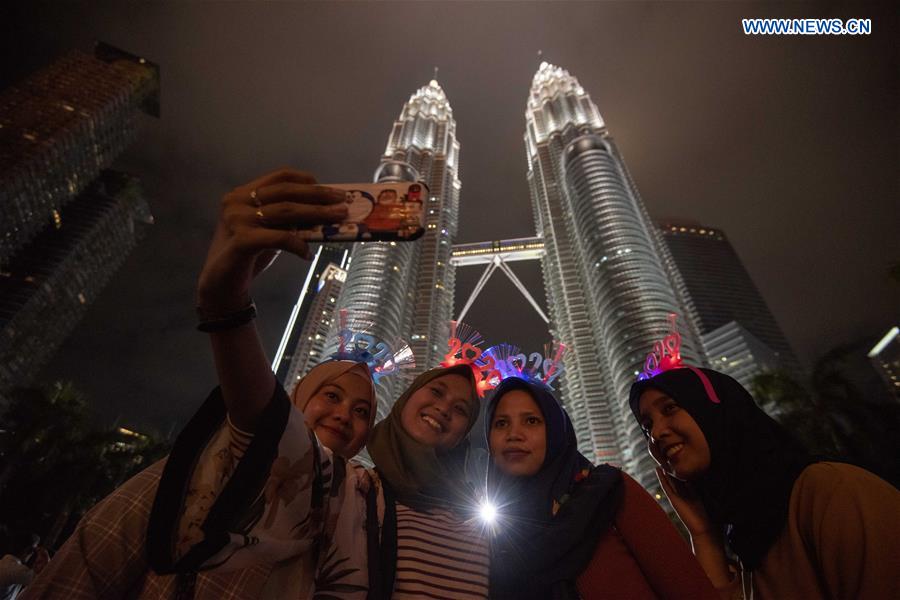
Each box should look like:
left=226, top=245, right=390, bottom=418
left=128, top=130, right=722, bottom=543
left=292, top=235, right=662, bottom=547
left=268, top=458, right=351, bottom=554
left=0, top=44, right=159, bottom=396
left=316, top=80, right=461, bottom=420
left=272, top=244, right=349, bottom=384
left=524, top=63, right=704, bottom=486
left=701, top=321, right=780, bottom=392
left=656, top=220, right=802, bottom=376
left=281, top=262, right=348, bottom=389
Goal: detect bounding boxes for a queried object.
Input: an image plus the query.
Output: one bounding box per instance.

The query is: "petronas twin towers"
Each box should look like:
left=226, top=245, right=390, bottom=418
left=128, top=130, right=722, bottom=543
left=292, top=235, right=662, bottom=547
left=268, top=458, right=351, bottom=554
left=301, top=63, right=703, bottom=486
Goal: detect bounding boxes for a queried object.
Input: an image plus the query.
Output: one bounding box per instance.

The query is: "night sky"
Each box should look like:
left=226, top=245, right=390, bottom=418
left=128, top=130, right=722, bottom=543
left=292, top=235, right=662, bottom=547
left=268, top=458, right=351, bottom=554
left=2, top=2, right=897, bottom=435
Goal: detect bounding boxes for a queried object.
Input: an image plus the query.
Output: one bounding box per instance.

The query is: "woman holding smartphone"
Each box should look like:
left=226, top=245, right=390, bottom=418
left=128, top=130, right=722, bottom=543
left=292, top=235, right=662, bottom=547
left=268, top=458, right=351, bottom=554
left=25, top=168, right=491, bottom=599
left=150, top=167, right=491, bottom=599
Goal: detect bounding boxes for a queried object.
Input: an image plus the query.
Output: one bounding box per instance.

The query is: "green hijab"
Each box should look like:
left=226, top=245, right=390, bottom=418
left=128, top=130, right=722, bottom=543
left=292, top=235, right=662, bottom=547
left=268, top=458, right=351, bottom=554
left=366, top=364, right=479, bottom=510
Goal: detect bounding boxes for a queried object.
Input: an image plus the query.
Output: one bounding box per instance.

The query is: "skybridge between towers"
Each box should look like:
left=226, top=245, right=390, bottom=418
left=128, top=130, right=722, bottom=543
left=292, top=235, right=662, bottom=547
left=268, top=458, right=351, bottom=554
left=450, top=236, right=549, bottom=324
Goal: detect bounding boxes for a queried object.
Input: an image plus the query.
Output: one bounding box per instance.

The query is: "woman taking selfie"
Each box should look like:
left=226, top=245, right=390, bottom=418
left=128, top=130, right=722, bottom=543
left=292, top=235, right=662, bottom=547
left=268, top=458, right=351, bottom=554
left=145, top=167, right=490, bottom=598
left=28, top=168, right=490, bottom=598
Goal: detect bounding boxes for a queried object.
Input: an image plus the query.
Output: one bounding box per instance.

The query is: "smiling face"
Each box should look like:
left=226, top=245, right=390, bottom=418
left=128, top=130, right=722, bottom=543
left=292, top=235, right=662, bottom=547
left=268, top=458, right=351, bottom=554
left=399, top=373, right=473, bottom=450
left=303, top=371, right=373, bottom=458
left=489, top=389, right=547, bottom=477
left=637, top=388, right=711, bottom=481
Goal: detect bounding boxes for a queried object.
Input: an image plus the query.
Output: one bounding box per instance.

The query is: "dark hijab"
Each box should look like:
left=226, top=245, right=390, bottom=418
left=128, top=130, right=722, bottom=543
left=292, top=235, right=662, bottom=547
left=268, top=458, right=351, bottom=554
left=487, top=377, right=622, bottom=600
left=367, top=363, right=480, bottom=510
left=629, top=367, right=814, bottom=569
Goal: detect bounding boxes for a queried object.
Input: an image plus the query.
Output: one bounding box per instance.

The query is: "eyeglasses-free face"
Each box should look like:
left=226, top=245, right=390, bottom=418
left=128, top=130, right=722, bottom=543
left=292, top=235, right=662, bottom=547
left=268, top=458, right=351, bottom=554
left=638, top=388, right=711, bottom=482
left=489, top=389, right=547, bottom=478
left=304, top=372, right=373, bottom=458
left=400, top=373, right=474, bottom=450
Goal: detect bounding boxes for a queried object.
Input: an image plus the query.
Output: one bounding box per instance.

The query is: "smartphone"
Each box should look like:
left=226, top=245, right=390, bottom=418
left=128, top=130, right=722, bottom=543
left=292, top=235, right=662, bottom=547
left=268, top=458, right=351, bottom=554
left=297, top=181, right=428, bottom=242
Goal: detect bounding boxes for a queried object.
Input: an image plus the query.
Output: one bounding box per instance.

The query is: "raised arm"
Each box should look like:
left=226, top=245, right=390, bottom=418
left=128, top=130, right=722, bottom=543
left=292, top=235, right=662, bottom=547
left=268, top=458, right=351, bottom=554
left=194, top=169, right=346, bottom=430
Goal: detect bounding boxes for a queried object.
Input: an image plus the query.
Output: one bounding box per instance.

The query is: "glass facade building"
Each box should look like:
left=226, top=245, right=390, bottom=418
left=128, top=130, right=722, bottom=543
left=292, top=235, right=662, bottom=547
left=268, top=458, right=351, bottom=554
left=0, top=46, right=159, bottom=397
left=281, top=263, right=348, bottom=391
left=272, top=244, right=349, bottom=384
left=0, top=47, right=158, bottom=264
left=319, top=80, right=461, bottom=420
left=656, top=220, right=802, bottom=375
left=524, top=63, right=704, bottom=487
left=701, top=320, right=780, bottom=394
left=0, top=171, right=153, bottom=394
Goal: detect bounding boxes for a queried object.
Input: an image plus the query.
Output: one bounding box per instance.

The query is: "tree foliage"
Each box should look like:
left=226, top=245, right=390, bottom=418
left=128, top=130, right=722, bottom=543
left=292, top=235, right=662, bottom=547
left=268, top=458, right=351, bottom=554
left=0, top=382, right=170, bottom=548
left=751, top=351, right=900, bottom=488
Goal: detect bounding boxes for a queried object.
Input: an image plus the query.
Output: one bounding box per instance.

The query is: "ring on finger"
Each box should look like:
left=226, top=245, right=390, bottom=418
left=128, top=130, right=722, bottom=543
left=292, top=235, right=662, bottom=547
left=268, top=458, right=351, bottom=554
left=255, top=208, right=266, bottom=223
left=250, top=189, right=261, bottom=207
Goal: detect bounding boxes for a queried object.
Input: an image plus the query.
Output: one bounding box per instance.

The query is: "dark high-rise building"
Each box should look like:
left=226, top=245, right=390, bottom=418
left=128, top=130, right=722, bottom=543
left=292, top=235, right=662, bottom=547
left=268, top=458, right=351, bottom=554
left=657, top=220, right=802, bottom=375
left=0, top=44, right=159, bottom=396
left=0, top=171, right=153, bottom=393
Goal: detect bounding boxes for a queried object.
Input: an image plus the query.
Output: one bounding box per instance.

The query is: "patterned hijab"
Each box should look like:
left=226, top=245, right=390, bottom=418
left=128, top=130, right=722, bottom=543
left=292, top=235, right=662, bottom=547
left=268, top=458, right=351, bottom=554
left=366, top=364, right=479, bottom=510
left=629, top=367, right=814, bottom=569
left=486, top=377, right=622, bottom=599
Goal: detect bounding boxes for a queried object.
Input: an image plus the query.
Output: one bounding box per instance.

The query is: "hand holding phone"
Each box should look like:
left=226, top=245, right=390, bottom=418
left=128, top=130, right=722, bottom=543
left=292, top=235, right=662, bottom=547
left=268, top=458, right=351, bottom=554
left=297, top=182, right=428, bottom=242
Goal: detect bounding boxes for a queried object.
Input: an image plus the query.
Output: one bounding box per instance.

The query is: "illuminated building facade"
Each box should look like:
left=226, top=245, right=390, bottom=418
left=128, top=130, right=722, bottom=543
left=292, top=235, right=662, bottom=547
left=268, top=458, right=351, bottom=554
left=869, top=326, right=900, bottom=401
left=0, top=45, right=159, bottom=396
left=701, top=321, right=779, bottom=394
left=313, top=80, right=461, bottom=420
left=656, top=220, right=802, bottom=376
left=272, top=244, right=349, bottom=384
left=281, top=262, right=348, bottom=390
left=0, top=44, right=159, bottom=264
left=524, top=63, right=704, bottom=486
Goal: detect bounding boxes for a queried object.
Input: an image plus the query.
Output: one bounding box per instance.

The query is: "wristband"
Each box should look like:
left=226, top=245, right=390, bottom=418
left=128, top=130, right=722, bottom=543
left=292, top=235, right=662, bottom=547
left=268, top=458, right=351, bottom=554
left=196, top=300, right=257, bottom=332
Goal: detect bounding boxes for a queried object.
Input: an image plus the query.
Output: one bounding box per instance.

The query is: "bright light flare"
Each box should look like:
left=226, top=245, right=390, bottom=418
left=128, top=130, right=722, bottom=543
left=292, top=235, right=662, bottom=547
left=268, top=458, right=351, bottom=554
left=479, top=501, right=498, bottom=524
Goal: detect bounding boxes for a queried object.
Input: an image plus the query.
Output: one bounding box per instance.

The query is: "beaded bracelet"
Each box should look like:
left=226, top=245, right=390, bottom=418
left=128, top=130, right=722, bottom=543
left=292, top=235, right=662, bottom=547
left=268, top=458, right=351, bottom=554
left=196, top=300, right=257, bottom=333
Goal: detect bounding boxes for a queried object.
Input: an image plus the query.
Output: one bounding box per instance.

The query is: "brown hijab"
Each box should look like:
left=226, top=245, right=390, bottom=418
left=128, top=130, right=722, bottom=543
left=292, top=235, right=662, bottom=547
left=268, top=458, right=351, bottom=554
left=366, top=364, right=479, bottom=509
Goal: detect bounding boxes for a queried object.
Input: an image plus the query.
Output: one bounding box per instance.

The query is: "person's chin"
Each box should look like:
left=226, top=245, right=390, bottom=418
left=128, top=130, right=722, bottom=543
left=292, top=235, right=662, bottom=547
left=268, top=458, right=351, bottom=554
left=316, top=428, right=348, bottom=454
left=417, top=430, right=445, bottom=448
left=671, top=463, right=700, bottom=482
left=497, top=460, right=536, bottom=478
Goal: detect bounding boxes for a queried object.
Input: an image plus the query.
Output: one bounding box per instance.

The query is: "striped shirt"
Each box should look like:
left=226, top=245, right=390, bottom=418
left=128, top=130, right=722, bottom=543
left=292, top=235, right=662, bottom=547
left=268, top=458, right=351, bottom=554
left=393, top=503, right=490, bottom=599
